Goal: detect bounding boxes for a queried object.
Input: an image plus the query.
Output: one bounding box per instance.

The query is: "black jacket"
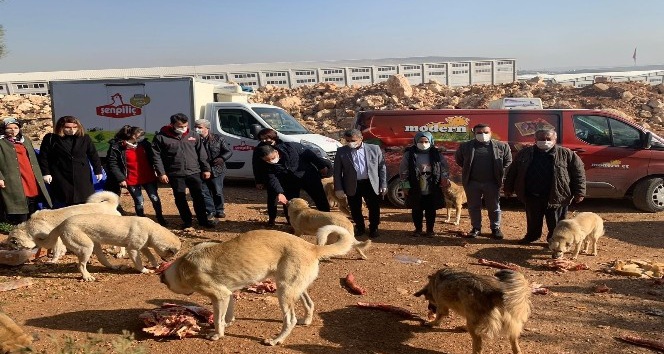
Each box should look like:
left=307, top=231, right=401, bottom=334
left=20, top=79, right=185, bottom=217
left=263, top=141, right=331, bottom=194
left=454, top=139, right=512, bottom=187
left=201, top=133, right=233, bottom=177
left=151, top=126, right=210, bottom=177
left=38, top=133, right=102, bottom=205
left=106, top=138, right=155, bottom=184
left=402, top=146, right=448, bottom=209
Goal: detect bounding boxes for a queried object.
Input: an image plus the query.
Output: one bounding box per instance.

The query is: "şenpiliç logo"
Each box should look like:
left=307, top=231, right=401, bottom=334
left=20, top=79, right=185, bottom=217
left=96, top=93, right=146, bottom=118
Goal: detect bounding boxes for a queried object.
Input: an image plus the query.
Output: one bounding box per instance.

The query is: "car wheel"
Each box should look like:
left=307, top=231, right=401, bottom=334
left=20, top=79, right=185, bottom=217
left=387, top=178, right=406, bottom=208
left=632, top=177, right=664, bottom=212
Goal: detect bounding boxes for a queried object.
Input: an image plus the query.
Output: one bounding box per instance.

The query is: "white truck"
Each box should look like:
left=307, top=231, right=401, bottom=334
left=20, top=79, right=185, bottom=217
left=49, top=77, right=341, bottom=179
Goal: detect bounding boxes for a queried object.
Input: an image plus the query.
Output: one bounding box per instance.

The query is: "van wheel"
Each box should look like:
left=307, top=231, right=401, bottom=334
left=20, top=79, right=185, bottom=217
left=632, top=177, right=664, bottom=212
left=387, top=179, right=406, bottom=208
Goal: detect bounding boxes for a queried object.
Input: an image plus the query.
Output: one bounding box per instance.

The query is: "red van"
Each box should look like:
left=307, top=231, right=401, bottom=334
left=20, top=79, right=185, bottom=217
left=354, top=109, right=664, bottom=212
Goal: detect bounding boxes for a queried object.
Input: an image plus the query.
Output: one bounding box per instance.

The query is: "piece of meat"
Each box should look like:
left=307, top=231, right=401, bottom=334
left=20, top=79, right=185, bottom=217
left=344, top=273, right=367, bottom=295
left=531, top=283, right=550, bottom=295
left=356, top=302, right=424, bottom=322
left=139, top=303, right=213, bottom=338
left=616, top=335, right=664, bottom=351
left=477, top=258, right=521, bottom=271
left=544, top=259, right=590, bottom=272
left=244, top=279, right=277, bottom=294
left=155, top=261, right=173, bottom=274
left=161, top=303, right=214, bottom=324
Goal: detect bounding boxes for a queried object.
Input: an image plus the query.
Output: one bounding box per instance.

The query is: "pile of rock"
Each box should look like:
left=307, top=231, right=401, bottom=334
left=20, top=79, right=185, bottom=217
left=2, top=74, right=664, bottom=143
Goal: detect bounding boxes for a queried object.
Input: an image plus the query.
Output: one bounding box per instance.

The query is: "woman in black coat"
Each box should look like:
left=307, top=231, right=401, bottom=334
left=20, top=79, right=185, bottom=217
left=38, top=116, right=103, bottom=206
left=399, top=131, right=449, bottom=237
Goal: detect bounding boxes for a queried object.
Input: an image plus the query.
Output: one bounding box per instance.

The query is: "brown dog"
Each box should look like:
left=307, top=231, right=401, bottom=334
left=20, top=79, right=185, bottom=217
left=415, top=268, right=531, bottom=354
left=0, top=312, right=32, bottom=353
left=321, top=177, right=351, bottom=215
left=443, top=180, right=467, bottom=225
left=287, top=198, right=371, bottom=259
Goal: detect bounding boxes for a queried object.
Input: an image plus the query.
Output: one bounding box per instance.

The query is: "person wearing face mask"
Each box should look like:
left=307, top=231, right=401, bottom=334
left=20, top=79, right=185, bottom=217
left=0, top=117, right=52, bottom=224
left=334, top=129, right=387, bottom=238
left=194, top=119, right=233, bottom=219
left=152, top=113, right=214, bottom=229
left=399, top=132, right=449, bottom=237
left=38, top=116, right=103, bottom=207
left=253, top=132, right=331, bottom=225
left=504, top=129, right=586, bottom=244
left=106, top=125, right=166, bottom=225
left=454, top=123, right=512, bottom=239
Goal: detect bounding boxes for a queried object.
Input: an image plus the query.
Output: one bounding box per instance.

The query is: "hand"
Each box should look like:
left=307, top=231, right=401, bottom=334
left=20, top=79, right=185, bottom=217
left=212, top=157, right=224, bottom=166
left=119, top=181, right=127, bottom=188
left=335, top=190, right=345, bottom=199
left=379, top=187, right=387, bottom=196
left=277, top=193, right=288, bottom=205
left=159, top=175, right=169, bottom=184
left=0, top=180, right=5, bottom=188
left=43, top=175, right=53, bottom=184
left=95, top=174, right=103, bottom=182
left=256, top=183, right=265, bottom=190
left=573, top=195, right=584, bottom=203
left=319, top=167, right=329, bottom=176
left=202, top=171, right=211, bottom=180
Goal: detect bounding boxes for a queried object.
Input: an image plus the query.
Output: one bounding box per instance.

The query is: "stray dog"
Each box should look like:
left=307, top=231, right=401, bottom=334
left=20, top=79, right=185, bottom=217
left=160, top=225, right=354, bottom=346
left=8, top=191, right=122, bottom=262
left=47, top=215, right=181, bottom=281
left=0, top=312, right=32, bottom=353
left=321, top=177, right=351, bottom=215
left=287, top=198, right=371, bottom=259
left=548, top=212, right=604, bottom=259
left=443, top=180, right=467, bottom=225
left=415, top=268, right=531, bottom=354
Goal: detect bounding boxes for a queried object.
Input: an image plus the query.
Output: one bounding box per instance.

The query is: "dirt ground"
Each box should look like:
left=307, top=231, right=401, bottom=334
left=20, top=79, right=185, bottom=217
left=1, top=181, right=663, bottom=354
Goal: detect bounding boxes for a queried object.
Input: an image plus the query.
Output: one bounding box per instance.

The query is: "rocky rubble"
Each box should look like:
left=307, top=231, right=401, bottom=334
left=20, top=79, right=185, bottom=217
left=2, top=74, right=664, bottom=144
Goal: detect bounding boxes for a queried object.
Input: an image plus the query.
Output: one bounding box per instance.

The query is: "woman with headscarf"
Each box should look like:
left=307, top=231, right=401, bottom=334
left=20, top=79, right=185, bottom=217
left=38, top=116, right=103, bottom=207
left=399, top=131, right=449, bottom=237
left=0, top=117, right=52, bottom=224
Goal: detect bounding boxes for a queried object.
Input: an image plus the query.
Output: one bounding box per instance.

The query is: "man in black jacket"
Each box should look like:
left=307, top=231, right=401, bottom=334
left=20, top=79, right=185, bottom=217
left=152, top=113, right=214, bottom=229
left=254, top=135, right=331, bottom=224
left=194, top=119, right=233, bottom=219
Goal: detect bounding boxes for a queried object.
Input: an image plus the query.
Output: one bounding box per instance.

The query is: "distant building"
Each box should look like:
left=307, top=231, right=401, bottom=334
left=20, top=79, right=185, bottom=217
left=0, top=56, right=517, bottom=96
left=517, top=69, right=664, bottom=88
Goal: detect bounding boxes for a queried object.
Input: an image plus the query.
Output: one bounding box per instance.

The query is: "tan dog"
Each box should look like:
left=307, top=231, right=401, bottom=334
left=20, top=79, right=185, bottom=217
left=443, top=180, right=466, bottom=225
left=160, top=225, right=354, bottom=346
left=287, top=198, right=371, bottom=259
left=0, top=312, right=32, bottom=353
left=47, top=215, right=181, bottom=281
left=321, top=177, right=351, bottom=215
left=548, top=212, right=604, bottom=259
left=415, top=268, right=531, bottom=354
left=8, top=191, right=122, bottom=262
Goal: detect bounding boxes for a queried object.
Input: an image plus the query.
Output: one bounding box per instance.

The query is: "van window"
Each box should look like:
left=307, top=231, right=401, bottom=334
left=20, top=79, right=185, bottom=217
left=218, top=109, right=260, bottom=139
left=574, top=115, right=642, bottom=147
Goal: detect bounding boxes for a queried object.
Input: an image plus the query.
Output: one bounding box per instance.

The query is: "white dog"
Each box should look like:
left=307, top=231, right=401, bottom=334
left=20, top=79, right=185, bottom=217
left=548, top=212, right=604, bottom=259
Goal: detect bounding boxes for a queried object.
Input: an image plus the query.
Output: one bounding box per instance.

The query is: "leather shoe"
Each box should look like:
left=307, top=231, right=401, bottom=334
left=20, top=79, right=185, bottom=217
left=517, top=237, right=538, bottom=245
left=354, top=226, right=366, bottom=237
left=368, top=229, right=379, bottom=239
left=412, top=230, right=423, bottom=237
left=214, top=211, right=226, bottom=218
left=491, top=228, right=504, bottom=240
left=466, top=228, right=480, bottom=238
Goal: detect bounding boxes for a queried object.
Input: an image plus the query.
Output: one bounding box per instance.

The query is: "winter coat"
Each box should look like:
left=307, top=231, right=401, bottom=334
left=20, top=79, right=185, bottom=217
left=151, top=126, right=210, bottom=178
left=0, top=137, right=52, bottom=213
left=264, top=141, right=331, bottom=195
left=504, top=145, right=586, bottom=208
left=38, top=133, right=102, bottom=205
left=201, top=133, right=233, bottom=177
left=106, top=138, right=156, bottom=184
left=400, top=145, right=448, bottom=209
left=454, top=139, right=512, bottom=187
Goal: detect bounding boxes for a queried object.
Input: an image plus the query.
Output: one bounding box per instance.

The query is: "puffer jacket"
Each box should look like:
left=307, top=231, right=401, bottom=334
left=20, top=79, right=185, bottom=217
left=201, top=133, right=233, bottom=177
left=504, top=144, right=586, bottom=207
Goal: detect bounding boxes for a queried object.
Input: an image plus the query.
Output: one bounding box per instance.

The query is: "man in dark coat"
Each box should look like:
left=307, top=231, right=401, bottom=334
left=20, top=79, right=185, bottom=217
left=38, top=116, right=103, bottom=206
left=504, top=129, right=586, bottom=244
left=152, top=113, right=213, bottom=229
left=194, top=119, right=233, bottom=219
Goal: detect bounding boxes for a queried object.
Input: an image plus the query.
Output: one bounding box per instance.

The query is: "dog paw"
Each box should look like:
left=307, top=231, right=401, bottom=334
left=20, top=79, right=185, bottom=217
left=591, top=252, right=598, bottom=256
left=82, top=275, right=96, bottom=282
left=453, top=221, right=460, bottom=226
left=263, top=338, right=282, bottom=346
left=141, top=268, right=155, bottom=274
left=206, top=333, right=222, bottom=341
left=297, top=318, right=312, bottom=326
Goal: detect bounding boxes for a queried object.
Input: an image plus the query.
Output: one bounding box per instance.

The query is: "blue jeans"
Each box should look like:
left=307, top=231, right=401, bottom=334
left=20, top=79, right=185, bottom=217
left=202, top=172, right=225, bottom=215
left=126, top=182, right=163, bottom=218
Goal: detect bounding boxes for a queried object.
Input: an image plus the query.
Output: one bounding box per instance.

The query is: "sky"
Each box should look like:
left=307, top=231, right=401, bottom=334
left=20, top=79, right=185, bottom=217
left=1, top=0, right=663, bottom=74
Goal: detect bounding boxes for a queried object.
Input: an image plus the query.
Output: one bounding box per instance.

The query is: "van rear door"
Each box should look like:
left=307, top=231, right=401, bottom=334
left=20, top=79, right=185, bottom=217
left=563, top=113, right=651, bottom=198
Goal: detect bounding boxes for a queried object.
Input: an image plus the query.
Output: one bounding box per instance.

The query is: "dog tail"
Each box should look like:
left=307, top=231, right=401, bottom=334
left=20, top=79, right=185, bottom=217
left=315, top=225, right=354, bottom=259
left=495, top=270, right=532, bottom=339
left=86, top=191, right=120, bottom=207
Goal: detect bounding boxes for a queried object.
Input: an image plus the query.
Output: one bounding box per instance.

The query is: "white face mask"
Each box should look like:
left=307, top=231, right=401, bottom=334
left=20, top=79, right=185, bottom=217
left=475, top=133, right=491, bottom=143
left=536, top=140, right=555, bottom=150
left=63, top=128, right=78, bottom=136
left=195, top=128, right=204, bottom=135
left=417, top=142, right=430, bottom=150
left=136, top=136, right=145, bottom=143
left=269, top=157, right=280, bottom=164
left=125, top=141, right=137, bottom=149
left=347, top=141, right=360, bottom=149
left=174, top=127, right=187, bottom=134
